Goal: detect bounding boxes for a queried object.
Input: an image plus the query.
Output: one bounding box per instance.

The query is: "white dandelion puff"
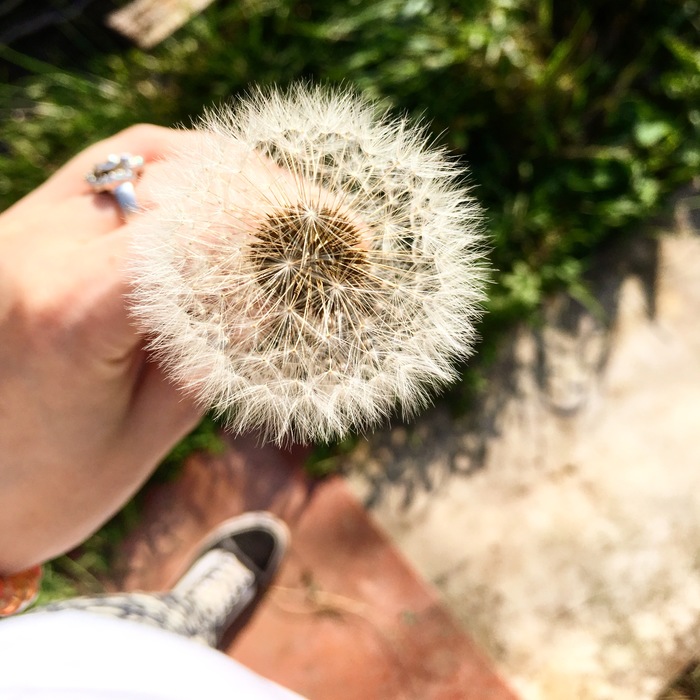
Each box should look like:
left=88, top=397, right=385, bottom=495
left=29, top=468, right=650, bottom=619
left=129, top=83, right=488, bottom=444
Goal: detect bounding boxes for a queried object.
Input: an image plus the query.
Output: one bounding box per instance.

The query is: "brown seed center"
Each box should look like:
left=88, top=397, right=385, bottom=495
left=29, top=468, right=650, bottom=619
left=250, top=204, right=368, bottom=317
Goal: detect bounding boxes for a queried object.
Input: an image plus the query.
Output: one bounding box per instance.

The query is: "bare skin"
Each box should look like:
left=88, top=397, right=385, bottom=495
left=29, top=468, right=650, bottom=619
left=0, top=125, right=204, bottom=574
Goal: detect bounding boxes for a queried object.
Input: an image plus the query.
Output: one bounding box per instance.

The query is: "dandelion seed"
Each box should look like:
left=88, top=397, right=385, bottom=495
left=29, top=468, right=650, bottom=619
left=129, top=83, right=488, bottom=444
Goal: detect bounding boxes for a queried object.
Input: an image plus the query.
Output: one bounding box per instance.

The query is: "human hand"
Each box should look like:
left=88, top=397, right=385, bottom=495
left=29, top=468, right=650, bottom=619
left=0, top=125, right=204, bottom=574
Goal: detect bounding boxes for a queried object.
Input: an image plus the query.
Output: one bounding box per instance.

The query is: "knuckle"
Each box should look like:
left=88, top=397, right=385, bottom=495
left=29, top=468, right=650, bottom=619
left=27, top=290, right=78, bottom=343
left=117, top=123, right=165, bottom=141
left=25, top=284, right=103, bottom=354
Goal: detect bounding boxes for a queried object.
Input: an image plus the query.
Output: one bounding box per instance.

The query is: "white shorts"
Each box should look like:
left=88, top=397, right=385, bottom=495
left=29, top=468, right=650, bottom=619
left=0, top=610, right=306, bottom=700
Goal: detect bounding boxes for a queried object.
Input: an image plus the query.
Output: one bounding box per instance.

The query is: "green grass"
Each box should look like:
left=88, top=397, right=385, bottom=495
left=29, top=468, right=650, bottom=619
left=1, top=0, right=698, bottom=599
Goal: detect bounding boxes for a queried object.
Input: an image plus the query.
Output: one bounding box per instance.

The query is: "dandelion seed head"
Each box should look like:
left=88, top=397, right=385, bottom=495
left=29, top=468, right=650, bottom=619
left=129, top=83, right=488, bottom=444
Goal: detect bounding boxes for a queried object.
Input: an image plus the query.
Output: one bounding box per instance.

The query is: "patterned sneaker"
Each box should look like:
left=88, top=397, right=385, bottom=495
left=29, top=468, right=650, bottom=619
left=37, top=511, right=289, bottom=648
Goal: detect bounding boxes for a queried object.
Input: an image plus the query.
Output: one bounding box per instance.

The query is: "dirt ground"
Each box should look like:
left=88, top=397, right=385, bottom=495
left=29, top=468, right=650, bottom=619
left=345, top=183, right=700, bottom=700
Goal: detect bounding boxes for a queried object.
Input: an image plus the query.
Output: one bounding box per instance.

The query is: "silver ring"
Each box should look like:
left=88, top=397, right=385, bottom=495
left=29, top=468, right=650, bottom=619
left=86, top=153, right=144, bottom=216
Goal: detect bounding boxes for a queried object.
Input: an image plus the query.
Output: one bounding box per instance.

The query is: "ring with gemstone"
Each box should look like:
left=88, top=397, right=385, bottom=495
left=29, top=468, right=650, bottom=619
left=86, top=153, right=144, bottom=216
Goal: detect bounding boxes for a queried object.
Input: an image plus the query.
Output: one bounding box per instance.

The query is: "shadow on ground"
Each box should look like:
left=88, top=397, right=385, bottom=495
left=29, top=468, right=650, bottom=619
left=345, top=182, right=698, bottom=516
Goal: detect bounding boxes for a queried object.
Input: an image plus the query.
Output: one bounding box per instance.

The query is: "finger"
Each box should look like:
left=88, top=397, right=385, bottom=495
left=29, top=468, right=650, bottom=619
left=32, top=192, right=132, bottom=240
left=123, top=359, right=205, bottom=466
left=58, top=148, right=206, bottom=237
left=7, top=126, right=200, bottom=233
left=28, top=224, right=144, bottom=371
left=81, top=228, right=139, bottom=354
left=16, top=125, right=197, bottom=211
left=44, top=124, right=180, bottom=200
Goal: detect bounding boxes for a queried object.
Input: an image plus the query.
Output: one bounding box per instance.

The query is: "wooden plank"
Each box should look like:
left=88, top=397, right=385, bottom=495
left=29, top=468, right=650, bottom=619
left=107, top=0, right=216, bottom=49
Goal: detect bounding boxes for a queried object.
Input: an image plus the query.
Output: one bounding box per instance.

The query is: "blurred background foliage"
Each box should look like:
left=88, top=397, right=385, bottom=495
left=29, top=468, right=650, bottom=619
left=1, top=0, right=699, bottom=599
